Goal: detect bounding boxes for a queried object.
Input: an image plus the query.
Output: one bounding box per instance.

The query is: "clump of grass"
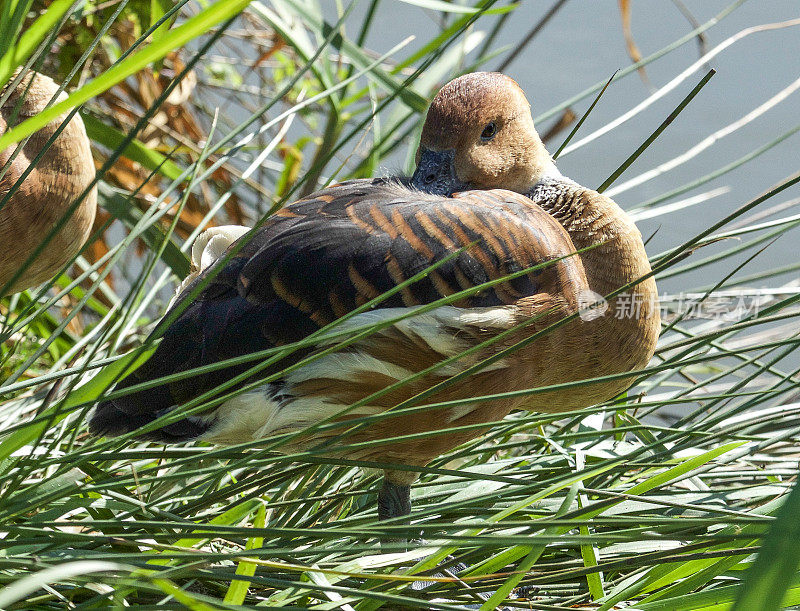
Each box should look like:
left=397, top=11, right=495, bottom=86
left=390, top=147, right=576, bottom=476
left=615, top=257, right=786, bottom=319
left=2, top=1, right=800, bottom=609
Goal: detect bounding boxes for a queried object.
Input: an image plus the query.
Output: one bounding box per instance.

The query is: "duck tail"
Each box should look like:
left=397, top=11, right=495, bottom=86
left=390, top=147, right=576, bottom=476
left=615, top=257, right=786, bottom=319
left=89, top=373, right=212, bottom=443
left=89, top=399, right=157, bottom=437
left=90, top=399, right=212, bottom=442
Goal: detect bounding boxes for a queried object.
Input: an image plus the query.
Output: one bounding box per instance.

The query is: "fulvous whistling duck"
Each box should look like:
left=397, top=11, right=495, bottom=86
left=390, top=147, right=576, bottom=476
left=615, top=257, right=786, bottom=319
left=90, top=72, right=660, bottom=522
left=0, top=70, right=96, bottom=295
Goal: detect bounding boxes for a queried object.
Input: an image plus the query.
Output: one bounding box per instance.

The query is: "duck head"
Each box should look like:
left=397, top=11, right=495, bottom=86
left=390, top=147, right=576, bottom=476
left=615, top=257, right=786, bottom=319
left=412, top=72, right=559, bottom=196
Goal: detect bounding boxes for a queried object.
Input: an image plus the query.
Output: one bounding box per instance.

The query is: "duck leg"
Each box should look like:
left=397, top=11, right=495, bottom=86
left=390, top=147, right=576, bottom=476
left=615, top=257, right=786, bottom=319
left=377, top=477, right=412, bottom=556
left=377, top=478, right=411, bottom=522
left=377, top=478, right=506, bottom=608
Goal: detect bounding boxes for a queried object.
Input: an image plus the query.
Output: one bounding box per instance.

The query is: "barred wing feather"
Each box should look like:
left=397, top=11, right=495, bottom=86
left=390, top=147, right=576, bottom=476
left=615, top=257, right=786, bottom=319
left=89, top=178, right=588, bottom=452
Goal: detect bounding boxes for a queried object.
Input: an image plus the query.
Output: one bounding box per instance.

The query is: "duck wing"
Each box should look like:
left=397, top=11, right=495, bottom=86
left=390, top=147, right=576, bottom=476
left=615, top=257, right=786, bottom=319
left=90, top=178, right=587, bottom=441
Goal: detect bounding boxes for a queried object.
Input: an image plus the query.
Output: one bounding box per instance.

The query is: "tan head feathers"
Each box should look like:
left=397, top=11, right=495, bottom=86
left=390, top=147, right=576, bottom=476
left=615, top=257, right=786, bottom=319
left=414, top=72, right=558, bottom=195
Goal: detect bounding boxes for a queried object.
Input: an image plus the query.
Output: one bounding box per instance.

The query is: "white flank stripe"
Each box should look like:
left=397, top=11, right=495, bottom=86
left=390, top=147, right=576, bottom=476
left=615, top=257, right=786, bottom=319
left=204, top=304, right=519, bottom=443
left=285, top=352, right=413, bottom=384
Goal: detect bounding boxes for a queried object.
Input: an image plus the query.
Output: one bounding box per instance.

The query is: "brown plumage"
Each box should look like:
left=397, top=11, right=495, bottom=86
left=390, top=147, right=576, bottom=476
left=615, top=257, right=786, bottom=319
left=90, top=72, right=659, bottom=520
left=0, top=70, right=96, bottom=295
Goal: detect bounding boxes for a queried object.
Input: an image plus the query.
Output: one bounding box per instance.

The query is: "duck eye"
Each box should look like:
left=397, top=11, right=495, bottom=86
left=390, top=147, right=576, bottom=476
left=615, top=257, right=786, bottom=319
left=480, top=121, right=498, bottom=141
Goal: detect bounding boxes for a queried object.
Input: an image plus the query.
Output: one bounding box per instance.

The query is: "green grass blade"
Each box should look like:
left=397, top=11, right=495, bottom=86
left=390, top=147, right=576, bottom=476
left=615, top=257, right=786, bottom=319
left=223, top=502, right=267, bottom=604
left=636, top=575, right=800, bottom=611
left=0, top=0, right=252, bottom=151
left=732, top=477, right=800, bottom=611
left=0, top=346, right=156, bottom=467
left=98, top=183, right=190, bottom=277
left=0, top=0, right=77, bottom=84
left=82, top=113, right=184, bottom=181
left=597, top=69, right=715, bottom=193
left=553, top=70, right=617, bottom=160
left=0, top=561, right=130, bottom=608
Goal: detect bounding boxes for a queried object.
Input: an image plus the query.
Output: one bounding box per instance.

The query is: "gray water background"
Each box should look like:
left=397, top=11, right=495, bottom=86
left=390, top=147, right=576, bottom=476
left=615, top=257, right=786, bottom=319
left=337, top=0, right=800, bottom=295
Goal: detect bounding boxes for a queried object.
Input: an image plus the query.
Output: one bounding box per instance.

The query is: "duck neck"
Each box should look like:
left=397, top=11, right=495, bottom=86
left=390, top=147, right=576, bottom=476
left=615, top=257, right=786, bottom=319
left=528, top=176, right=660, bottom=376
left=528, top=177, right=653, bottom=297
